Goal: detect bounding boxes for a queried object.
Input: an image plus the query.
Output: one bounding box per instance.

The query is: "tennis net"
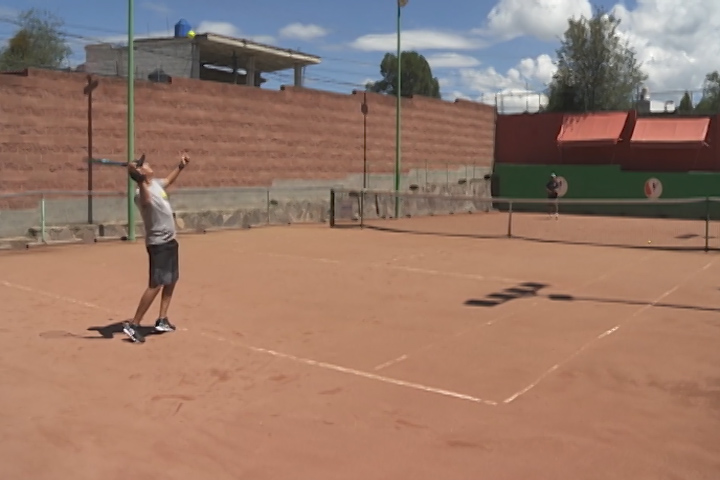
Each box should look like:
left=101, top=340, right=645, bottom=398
left=329, top=188, right=720, bottom=251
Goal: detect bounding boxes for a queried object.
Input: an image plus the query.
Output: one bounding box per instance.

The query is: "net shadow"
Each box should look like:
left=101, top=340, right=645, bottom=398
left=546, top=293, right=720, bottom=314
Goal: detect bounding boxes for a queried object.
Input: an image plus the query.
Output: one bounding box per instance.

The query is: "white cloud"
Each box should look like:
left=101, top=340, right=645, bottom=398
left=195, top=21, right=276, bottom=44
left=426, top=53, right=480, bottom=68
left=141, top=2, right=171, bottom=15
left=196, top=21, right=239, bottom=37
left=475, top=0, right=720, bottom=102
left=516, top=54, right=556, bottom=85
left=447, top=52, right=556, bottom=112
left=279, top=23, right=328, bottom=40
left=483, top=0, right=591, bottom=41
left=351, top=30, right=483, bottom=51
left=611, top=0, right=720, bottom=96
left=438, top=77, right=453, bottom=88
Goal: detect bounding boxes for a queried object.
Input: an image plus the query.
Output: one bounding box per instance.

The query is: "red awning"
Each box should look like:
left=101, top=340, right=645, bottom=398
left=630, top=118, right=709, bottom=147
left=556, top=112, right=629, bottom=147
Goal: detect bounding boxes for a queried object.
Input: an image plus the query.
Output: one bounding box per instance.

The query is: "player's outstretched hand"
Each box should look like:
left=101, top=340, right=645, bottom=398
left=179, top=152, right=190, bottom=169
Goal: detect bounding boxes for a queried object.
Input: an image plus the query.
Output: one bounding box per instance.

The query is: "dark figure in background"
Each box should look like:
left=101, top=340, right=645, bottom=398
left=546, top=173, right=559, bottom=219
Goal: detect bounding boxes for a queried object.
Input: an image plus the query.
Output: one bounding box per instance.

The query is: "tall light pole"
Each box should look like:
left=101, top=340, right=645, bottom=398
left=394, top=0, right=407, bottom=218
left=126, top=0, right=136, bottom=241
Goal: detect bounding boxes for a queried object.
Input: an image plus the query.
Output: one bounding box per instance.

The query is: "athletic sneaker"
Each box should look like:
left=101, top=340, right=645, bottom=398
left=122, top=321, right=145, bottom=343
left=154, top=317, right=176, bottom=332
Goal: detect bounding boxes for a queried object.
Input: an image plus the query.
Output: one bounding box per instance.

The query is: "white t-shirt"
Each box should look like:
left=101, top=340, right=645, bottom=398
left=134, top=179, right=176, bottom=246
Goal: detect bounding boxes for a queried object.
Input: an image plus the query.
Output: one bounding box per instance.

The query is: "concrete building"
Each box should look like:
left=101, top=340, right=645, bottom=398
left=83, top=31, right=321, bottom=87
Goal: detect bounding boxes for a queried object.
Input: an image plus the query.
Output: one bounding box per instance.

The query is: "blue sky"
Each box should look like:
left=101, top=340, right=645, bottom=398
left=0, top=0, right=712, bottom=113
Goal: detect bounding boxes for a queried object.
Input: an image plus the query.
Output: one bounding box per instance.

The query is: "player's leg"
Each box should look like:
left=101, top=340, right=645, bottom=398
left=123, top=245, right=164, bottom=343
left=154, top=239, right=179, bottom=332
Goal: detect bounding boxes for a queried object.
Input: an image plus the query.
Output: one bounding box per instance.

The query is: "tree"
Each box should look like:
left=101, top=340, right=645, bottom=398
left=677, top=91, right=693, bottom=114
left=545, top=7, right=647, bottom=112
left=367, top=51, right=441, bottom=99
left=694, top=71, right=720, bottom=114
left=0, top=8, right=71, bottom=71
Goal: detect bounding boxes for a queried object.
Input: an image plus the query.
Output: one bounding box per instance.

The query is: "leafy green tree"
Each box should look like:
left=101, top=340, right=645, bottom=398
left=677, top=91, right=693, bottom=113
left=367, top=51, right=441, bottom=98
left=546, top=7, right=647, bottom=112
left=694, top=71, right=720, bottom=114
left=0, top=8, right=71, bottom=71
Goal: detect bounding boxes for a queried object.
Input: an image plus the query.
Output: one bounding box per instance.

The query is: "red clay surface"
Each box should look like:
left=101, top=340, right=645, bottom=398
left=1, top=219, right=720, bottom=479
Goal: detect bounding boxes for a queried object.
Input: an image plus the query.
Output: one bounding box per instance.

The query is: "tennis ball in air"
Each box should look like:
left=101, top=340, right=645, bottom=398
left=187, top=30, right=196, bottom=38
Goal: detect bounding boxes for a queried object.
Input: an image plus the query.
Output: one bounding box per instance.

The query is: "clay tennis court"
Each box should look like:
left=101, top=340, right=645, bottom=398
left=1, top=212, right=719, bottom=479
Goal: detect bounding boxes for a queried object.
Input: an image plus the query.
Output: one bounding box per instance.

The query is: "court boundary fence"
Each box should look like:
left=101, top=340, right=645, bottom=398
left=329, top=188, right=720, bottom=252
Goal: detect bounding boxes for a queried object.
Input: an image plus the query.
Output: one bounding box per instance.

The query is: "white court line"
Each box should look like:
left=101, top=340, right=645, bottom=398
left=200, top=331, right=496, bottom=406
left=0, top=280, right=116, bottom=314
left=373, top=354, right=407, bottom=371
left=0, top=279, right=496, bottom=407
left=502, top=257, right=718, bottom=404
left=371, top=251, right=660, bottom=371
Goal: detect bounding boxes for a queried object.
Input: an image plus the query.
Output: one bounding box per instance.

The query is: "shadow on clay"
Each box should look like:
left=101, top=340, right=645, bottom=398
left=38, top=320, right=167, bottom=343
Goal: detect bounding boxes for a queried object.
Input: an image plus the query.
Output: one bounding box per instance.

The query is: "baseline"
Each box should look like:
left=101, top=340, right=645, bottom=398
left=0, top=279, right=497, bottom=407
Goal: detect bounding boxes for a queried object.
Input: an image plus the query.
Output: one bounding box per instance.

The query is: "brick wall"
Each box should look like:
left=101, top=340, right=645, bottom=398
left=0, top=68, right=496, bottom=193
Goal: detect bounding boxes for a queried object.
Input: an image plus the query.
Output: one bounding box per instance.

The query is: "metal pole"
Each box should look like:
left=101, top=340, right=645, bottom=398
left=361, top=93, right=368, bottom=224
left=127, top=0, right=136, bottom=241
left=85, top=75, right=96, bottom=224
left=40, top=194, right=47, bottom=244
left=394, top=0, right=405, bottom=218
left=362, top=92, right=368, bottom=189
left=705, top=196, right=710, bottom=252
left=507, top=201, right=513, bottom=238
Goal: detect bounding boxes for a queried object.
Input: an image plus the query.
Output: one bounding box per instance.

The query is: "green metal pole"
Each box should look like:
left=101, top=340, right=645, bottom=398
left=40, top=194, right=46, bottom=244
left=126, top=0, right=136, bottom=241
left=394, top=2, right=402, bottom=218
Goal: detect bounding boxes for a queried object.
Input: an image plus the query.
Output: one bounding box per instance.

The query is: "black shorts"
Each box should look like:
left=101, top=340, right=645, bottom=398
left=147, top=239, right=179, bottom=287
left=548, top=192, right=558, bottom=199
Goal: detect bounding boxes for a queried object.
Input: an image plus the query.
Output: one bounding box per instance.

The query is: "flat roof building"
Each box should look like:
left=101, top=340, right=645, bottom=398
left=84, top=31, right=321, bottom=87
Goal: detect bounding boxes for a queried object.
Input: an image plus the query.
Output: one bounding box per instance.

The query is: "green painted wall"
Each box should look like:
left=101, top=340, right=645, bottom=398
left=493, top=164, right=720, bottom=199
left=492, top=164, right=720, bottom=219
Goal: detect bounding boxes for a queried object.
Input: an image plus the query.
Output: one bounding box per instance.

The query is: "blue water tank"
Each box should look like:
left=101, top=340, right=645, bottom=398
left=174, top=19, right=192, bottom=38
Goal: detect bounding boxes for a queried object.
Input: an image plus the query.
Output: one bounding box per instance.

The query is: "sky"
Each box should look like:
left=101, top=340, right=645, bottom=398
left=0, top=0, right=718, bottom=113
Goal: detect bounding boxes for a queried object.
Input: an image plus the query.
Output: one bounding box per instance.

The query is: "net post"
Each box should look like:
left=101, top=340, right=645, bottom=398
left=329, top=189, right=335, bottom=228
left=359, top=189, right=364, bottom=229
left=360, top=189, right=365, bottom=229
left=266, top=189, right=271, bottom=225
left=507, top=200, right=513, bottom=237
left=40, top=193, right=47, bottom=244
left=705, top=196, right=710, bottom=252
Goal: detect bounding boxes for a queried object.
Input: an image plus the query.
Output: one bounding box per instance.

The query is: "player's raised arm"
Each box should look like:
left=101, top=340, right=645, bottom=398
left=163, top=152, right=190, bottom=188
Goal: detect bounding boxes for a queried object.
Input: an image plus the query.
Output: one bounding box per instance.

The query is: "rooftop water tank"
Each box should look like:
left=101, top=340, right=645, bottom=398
left=174, top=19, right=192, bottom=38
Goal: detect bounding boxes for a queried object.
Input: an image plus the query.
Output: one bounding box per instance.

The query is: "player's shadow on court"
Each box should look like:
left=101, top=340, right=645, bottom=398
left=86, top=321, right=165, bottom=342
left=545, top=294, right=720, bottom=313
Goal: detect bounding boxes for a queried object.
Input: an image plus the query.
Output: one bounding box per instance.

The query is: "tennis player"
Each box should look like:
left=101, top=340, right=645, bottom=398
left=122, top=153, right=189, bottom=343
left=546, top=173, right=559, bottom=219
